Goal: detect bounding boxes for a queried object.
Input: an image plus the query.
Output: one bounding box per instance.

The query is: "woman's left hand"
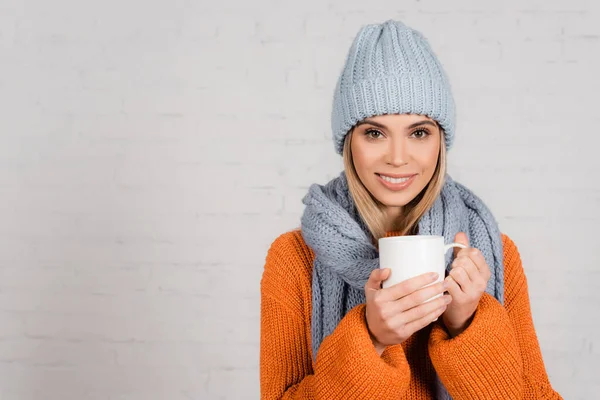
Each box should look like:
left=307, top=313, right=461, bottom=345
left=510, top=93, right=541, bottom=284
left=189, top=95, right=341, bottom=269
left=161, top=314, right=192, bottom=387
left=441, top=232, right=492, bottom=337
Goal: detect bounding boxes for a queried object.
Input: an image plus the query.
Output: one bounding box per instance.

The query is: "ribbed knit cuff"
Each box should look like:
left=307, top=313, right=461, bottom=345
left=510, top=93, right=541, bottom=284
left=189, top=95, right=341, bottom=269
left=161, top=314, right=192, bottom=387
left=428, top=293, right=524, bottom=400
left=314, top=304, right=411, bottom=399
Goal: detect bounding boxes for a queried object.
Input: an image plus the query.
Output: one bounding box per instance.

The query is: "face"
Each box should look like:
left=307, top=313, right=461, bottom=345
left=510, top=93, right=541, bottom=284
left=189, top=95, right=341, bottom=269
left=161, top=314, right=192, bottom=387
left=350, top=113, right=441, bottom=216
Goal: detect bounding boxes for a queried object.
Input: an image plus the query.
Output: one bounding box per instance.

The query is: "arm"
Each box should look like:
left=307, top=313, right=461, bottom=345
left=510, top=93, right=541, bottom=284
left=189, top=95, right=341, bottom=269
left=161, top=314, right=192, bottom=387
left=427, top=235, right=562, bottom=399
left=260, top=231, right=412, bottom=400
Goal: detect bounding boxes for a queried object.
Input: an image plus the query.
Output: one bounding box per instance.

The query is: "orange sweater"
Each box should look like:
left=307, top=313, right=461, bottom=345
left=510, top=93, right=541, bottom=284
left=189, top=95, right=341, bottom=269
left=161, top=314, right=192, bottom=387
left=260, top=229, right=563, bottom=399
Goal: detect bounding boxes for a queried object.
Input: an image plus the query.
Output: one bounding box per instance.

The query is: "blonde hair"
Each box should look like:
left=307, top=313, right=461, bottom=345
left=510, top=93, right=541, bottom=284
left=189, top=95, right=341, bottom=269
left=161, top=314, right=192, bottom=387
left=342, top=124, right=447, bottom=242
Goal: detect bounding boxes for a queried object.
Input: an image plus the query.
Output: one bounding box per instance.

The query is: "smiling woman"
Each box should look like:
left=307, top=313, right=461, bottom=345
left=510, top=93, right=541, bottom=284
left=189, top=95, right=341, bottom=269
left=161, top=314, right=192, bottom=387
left=260, top=19, right=562, bottom=400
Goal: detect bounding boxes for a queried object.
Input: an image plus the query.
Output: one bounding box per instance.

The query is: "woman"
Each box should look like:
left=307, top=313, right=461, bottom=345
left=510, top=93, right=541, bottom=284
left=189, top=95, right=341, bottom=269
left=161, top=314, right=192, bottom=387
left=260, top=20, right=562, bottom=399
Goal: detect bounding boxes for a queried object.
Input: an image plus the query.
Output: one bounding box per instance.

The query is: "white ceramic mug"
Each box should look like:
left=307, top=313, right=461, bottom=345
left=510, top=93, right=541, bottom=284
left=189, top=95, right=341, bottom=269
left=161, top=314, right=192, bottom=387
left=378, top=235, right=467, bottom=303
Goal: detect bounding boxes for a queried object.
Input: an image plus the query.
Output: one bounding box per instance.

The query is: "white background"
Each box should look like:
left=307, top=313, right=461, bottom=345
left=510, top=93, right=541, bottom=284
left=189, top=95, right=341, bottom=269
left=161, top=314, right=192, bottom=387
left=0, top=0, right=598, bottom=399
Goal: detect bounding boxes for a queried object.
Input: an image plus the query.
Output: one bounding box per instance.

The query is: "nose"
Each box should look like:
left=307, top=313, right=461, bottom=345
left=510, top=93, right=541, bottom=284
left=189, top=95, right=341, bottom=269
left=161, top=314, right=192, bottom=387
left=386, top=137, right=408, bottom=167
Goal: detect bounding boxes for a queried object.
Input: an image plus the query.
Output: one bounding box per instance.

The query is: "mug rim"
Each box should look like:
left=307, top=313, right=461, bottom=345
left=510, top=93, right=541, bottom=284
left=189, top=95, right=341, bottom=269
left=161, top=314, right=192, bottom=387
left=379, top=235, right=444, bottom=242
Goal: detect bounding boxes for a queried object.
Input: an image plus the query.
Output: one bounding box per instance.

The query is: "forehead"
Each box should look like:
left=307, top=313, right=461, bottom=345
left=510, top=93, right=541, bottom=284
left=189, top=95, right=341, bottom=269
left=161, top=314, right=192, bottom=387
left=357, top=113, right=439, bottom=130
left=364, top=113, right=435, bottom=124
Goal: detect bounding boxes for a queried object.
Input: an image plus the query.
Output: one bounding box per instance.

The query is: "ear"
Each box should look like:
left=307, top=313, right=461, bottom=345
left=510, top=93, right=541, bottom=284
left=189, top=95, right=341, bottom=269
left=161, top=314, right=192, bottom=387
left=453, top=232, right=469, bottom=258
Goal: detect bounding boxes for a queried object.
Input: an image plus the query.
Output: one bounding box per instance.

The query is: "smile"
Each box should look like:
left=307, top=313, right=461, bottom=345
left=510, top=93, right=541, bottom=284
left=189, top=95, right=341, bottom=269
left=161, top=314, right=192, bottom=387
left=375, top=173, right=417, bottom=191
left=378, top=175, right=411, bottom=184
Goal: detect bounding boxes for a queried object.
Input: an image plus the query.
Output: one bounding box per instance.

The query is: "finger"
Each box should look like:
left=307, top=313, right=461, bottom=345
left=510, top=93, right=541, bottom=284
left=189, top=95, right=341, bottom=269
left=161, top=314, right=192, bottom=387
left=403, top=303, right=449, bottom=333
left=444, top=275, right=466, bottom=300
left=466, top=248, right=491, bottom=280
left=454, top=253, right=488, bottom=294
left=453, top=232, right=469, bottom=258
left=394, top=294, right=452, bottom=325
left=365, top=268, right=390, bottom=292
left=449, top=266, right=472, bottom=293
left=452, top=256, right=479, bottom=282
left=381, top=271, right=439, bottom=302
left=394, top=281, right=446, bottom=312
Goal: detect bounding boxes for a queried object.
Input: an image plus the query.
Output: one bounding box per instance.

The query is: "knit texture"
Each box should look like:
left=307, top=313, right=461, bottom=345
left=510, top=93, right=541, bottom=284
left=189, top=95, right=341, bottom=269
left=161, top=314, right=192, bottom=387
left=331, top=20, right=456, bottom=155
left=260, top=230, right=563, bottom=399
left=300, top=171, right=504, bottom=399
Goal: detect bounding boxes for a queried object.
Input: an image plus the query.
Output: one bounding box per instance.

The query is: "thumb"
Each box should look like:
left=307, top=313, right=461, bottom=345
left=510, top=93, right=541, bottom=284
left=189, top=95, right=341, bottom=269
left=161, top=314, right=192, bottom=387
left=453, top=232, right=469, bottom=257
left=365, top=268, right=390, bottom=291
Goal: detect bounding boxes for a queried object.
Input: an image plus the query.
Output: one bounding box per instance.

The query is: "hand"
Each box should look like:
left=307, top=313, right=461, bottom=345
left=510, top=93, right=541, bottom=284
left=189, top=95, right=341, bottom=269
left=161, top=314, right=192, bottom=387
left=441, top=232, right=492, bottom=337
left=364, top=268, right=452, bottom=353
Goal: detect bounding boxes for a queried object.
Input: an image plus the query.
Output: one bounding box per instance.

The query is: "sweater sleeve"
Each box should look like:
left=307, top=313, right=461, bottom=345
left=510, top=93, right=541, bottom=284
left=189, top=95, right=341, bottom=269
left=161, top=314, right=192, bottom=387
left=427, top=234, right=563, bottom=400
left=260, top=231, right=411, bottom=400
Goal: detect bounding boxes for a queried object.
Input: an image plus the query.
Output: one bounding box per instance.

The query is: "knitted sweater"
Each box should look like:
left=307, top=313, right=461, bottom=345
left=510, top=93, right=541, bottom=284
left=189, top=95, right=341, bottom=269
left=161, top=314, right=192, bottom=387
left=260, top=229, right=563, bottom=399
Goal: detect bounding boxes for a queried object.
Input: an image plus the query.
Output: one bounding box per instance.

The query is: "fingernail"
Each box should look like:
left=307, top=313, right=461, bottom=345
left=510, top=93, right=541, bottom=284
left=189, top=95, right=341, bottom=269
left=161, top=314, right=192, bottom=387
left=444, top=296, right=452, bottom=304
left=430, top=272, right=439, bottom=280
left=443, top=280, right=449, bottom=289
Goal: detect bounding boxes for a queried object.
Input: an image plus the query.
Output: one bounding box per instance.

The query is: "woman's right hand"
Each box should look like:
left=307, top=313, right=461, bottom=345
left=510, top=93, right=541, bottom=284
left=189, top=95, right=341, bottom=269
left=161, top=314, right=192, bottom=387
left=364, top=269, right=452, bottom=353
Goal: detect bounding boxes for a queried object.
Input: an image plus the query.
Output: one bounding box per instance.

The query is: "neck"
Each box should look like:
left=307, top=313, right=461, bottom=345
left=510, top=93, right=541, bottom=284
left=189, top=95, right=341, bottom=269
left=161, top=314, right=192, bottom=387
left=383, top=206, right=403, bottom=233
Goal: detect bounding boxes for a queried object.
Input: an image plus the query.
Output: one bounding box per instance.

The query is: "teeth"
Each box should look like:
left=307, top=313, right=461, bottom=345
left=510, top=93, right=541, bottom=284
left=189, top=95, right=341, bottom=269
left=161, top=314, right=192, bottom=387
left=380, top=174, right=411, bottom=184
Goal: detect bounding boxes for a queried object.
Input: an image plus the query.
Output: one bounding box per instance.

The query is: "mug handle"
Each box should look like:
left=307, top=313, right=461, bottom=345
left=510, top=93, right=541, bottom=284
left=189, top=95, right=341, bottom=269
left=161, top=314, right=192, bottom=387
left=444, top=242, right=467, bottom=253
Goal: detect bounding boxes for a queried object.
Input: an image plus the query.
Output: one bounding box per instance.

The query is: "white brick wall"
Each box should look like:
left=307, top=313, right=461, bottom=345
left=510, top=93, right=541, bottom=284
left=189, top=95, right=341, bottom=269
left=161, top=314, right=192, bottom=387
left=0, top=0, right=598, bottom=399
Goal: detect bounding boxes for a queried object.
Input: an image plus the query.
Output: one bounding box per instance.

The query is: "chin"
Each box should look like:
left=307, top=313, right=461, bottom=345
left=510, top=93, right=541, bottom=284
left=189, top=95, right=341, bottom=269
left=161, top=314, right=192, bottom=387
left=375, top=194, right=416, bottom=207
left=368, top=180, right=427, bottom=207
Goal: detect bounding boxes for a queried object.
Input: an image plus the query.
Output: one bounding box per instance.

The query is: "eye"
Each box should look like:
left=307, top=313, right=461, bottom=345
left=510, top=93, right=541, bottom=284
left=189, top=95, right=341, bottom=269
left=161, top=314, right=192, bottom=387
left=410, top=129, right=430, bottom=140
left=365, top=129, right=383, bottom=140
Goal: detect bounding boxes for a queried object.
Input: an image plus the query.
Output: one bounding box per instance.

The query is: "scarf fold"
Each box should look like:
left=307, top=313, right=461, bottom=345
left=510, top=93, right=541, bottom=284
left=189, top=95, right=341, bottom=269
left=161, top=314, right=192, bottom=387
left=300, top=171, right=504, bottom=399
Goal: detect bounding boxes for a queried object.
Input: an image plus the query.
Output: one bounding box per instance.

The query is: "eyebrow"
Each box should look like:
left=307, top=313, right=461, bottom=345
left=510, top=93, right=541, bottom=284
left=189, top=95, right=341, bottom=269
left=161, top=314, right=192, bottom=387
left=356, top=119, right=437, bottom=130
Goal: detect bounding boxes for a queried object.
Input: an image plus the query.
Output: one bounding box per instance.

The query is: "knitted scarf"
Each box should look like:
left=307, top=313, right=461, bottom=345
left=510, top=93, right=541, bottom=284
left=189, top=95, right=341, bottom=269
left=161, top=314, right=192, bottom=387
left=300, top=171, right=504, bottom=400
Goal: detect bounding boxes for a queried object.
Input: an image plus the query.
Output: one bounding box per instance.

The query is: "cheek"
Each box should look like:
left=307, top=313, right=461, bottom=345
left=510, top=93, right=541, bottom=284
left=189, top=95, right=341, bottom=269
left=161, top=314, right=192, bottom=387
left=351, top=140, right=379, bottom=175
left=417, top=142, right=440, bottom=172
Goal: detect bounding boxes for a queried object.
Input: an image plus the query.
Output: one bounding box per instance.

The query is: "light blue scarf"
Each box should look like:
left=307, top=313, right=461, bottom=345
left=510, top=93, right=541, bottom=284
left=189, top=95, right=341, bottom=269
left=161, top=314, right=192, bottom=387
left=301, top=171, right=504, bottom=399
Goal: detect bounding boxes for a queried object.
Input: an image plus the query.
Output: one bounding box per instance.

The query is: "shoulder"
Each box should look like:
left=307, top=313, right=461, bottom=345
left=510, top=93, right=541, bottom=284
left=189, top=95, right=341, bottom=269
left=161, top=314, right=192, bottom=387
left=261, top=229, right=315, bottom=304
left=500, top=233, right=520, bottom=261
left=500, top=233, right=529, bottom=305
left=265, top=229, right=314, bottom=270
left=500, top=233, right=523, bottom=275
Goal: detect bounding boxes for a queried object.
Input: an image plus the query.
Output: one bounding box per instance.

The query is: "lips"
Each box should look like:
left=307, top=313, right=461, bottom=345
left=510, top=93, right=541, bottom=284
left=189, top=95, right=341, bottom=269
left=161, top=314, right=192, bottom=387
left=376, top=173, right=417, bottom=179
left=376, top=173, right=417, bottom=191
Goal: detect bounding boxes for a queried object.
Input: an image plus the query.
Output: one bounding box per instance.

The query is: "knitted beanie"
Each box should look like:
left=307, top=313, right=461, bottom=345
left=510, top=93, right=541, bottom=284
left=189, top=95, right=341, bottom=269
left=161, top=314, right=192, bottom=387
left=331, top=20, right=456, bottom=155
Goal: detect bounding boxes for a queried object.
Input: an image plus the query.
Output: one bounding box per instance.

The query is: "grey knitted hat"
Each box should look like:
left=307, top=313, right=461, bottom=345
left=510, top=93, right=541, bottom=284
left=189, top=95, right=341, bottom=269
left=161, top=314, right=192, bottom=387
left=331, top=19, right=456, bottom=154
